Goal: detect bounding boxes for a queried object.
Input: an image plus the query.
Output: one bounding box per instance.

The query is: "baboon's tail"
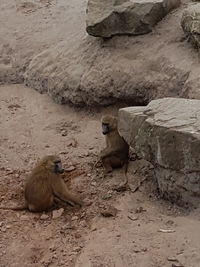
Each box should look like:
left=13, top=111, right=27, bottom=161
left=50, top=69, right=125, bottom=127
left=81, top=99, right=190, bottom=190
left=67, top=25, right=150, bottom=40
left=0, top=204, right=27, bottom=211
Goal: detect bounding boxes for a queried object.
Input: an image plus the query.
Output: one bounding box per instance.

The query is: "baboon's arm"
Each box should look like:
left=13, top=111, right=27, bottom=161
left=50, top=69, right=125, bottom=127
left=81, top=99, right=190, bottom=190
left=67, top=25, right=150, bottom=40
left=52, top=178, right=82, bottom=207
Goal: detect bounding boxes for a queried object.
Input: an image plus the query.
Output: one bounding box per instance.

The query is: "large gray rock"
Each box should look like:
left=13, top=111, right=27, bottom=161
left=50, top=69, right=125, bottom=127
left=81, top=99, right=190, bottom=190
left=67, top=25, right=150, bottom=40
left=86, top=0, right=181, bottom=37
left=181, top=4, right=200, bottom=48
left=118, top=98, right=200, bottom=207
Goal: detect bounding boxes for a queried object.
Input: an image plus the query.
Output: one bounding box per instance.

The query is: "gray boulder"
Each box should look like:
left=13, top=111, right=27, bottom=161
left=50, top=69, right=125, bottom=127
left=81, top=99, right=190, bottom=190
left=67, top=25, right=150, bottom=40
left=86, top=0, right=181, bottom=38
left=118, top=98, right=200, bottom=207
left=181, top=4, right=200, bottom=48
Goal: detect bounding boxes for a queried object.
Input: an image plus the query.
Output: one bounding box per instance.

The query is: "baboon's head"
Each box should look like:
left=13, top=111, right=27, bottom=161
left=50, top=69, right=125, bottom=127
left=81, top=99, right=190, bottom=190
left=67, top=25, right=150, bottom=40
left=101, top=115, right=117, bottom=135
left=38, top=155, right=64, bottom=174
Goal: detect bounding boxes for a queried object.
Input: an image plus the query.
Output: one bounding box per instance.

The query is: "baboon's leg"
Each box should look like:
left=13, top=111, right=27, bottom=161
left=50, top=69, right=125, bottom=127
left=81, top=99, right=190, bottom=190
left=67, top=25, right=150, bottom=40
left=102, top=156, right=123, bottom=173
left=102, top=157, right=113, bottom=173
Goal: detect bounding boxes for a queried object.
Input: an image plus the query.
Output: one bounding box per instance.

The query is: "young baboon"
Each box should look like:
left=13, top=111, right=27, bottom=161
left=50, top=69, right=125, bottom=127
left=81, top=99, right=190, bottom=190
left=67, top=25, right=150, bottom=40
left=0, top=155, right=83, bottom=212
left=100, top=115, right=129, bottom=175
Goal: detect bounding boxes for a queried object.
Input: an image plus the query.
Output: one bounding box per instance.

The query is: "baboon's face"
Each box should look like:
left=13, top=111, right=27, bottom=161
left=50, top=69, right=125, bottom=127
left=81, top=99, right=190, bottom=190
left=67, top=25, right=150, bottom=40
left=101, top=115, right=117, bottom=135
left=54, top=159, right=64, bottom=174
left=102, top=122, right=109, bottom=135
left=42, top=155, right=64, bottom=174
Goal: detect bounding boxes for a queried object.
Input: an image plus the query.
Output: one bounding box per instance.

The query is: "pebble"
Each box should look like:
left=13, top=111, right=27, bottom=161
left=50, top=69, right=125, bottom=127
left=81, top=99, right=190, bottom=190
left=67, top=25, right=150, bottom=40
left=52, top=254, right=58, bottom=259
left=61, top=130, right=67, bottom=136
left=100, top=206, right=118, bottom=217
left=20, top=215, right=29, bottom=221
left=71, top=216, right=78, bottom=221
left=72, top=246, right=82, bottom=253
left=40, top=214, right=49, bottom=220
left=135, top=207, right=146, bottom=213
left=79, top=220, right=87, bottom=227
left=65, top=166, right=76, bottom=172
left=52, top=208, right=64, bottom=219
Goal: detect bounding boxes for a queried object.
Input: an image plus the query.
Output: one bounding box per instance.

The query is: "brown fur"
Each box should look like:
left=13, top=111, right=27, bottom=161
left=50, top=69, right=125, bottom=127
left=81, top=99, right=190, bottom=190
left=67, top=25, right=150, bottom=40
left=0, top=155, right=83, bottom=212
left=100, top=115, right=129, bottom=175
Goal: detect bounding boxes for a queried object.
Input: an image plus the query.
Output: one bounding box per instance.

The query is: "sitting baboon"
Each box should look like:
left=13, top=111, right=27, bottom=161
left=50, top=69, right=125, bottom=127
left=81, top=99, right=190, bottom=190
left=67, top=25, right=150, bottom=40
left=0, top=155, right=83, bottom=212
left=100, top=115, right=129, bottom=174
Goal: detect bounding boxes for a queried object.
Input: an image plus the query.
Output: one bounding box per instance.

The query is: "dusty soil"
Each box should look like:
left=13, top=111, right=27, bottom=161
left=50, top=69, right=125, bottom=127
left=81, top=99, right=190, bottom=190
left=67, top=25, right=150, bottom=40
left=0, top=84, right=200, bottom=267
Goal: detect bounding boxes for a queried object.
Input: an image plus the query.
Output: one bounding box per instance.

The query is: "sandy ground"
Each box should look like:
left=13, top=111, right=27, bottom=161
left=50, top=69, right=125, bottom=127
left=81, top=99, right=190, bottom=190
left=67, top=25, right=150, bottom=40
left=0, top=84, right=200, bottom=267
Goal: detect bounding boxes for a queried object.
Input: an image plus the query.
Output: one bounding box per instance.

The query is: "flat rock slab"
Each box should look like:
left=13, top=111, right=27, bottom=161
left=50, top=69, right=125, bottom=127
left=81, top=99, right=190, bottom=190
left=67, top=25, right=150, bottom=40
left=118, top=98, right=200, bottom=207
left=86, top=0, right=181, bottom=37
left=181, top=4, right=200, bottom=48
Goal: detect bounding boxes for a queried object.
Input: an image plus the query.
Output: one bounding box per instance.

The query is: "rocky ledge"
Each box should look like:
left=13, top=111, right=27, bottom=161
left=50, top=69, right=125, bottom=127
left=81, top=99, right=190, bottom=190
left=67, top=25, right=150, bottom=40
left=119, top=98, right=200, bottom=207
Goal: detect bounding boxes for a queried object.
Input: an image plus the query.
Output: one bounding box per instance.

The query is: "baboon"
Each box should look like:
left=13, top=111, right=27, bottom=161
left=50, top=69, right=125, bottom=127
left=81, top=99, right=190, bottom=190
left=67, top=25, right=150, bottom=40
left=0, top=155, right=83, bottom=212
left=100, top=115, right=129, bottom=176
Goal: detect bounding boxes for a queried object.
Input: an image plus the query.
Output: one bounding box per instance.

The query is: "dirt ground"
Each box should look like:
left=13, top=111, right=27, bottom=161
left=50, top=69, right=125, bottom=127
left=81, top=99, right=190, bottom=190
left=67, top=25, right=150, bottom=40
left=0, top=84, right=200, bottom=267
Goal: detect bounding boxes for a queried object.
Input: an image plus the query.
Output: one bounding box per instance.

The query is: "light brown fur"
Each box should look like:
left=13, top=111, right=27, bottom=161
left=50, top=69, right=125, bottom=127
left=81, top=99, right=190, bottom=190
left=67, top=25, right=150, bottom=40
left=0, top=155, right=83, bottom=212
left=100, top=115, right=129, bottom=174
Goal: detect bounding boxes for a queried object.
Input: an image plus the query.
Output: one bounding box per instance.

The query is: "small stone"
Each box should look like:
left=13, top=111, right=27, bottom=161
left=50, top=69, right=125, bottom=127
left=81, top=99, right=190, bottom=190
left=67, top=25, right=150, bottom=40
left=59, top=260, right=65, bottom=265
left=68, top=251, right=77, bottom=256
left=100, top=205, right=118, bottom=217
left=61, top=224, right=74, bottom=230
left=66, top=139, right=77, bottom=148
left=65, top=166, right=76, bottom=172
left=102, top=194, right=112, bottom=200
left=172, top=263, right=184, bottom=267
left=20, top=215, right=29, bottom=221
left=40, top=214, right=49, bottom=220
left=136, top=207, right=146, bottom=213
left=167, top=257, right=179, bottom=262
left=52, top=208, right=64, bottom=219
left=52, top=254, right=58, bottom=259
left=71, top=216, right=78, bottom=221
left=127, top=215, right=138, bottom=221
left=61, top=131, right=67, bottom=136
left=73, top=246, right=82, bottom=253
left=74, top=232, right=81, bottom=239
left=91, top=181, right=96, bottom=186
left=114, top=183, right=127, bottom=192
left=79, top=220, right=87, bottom=227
